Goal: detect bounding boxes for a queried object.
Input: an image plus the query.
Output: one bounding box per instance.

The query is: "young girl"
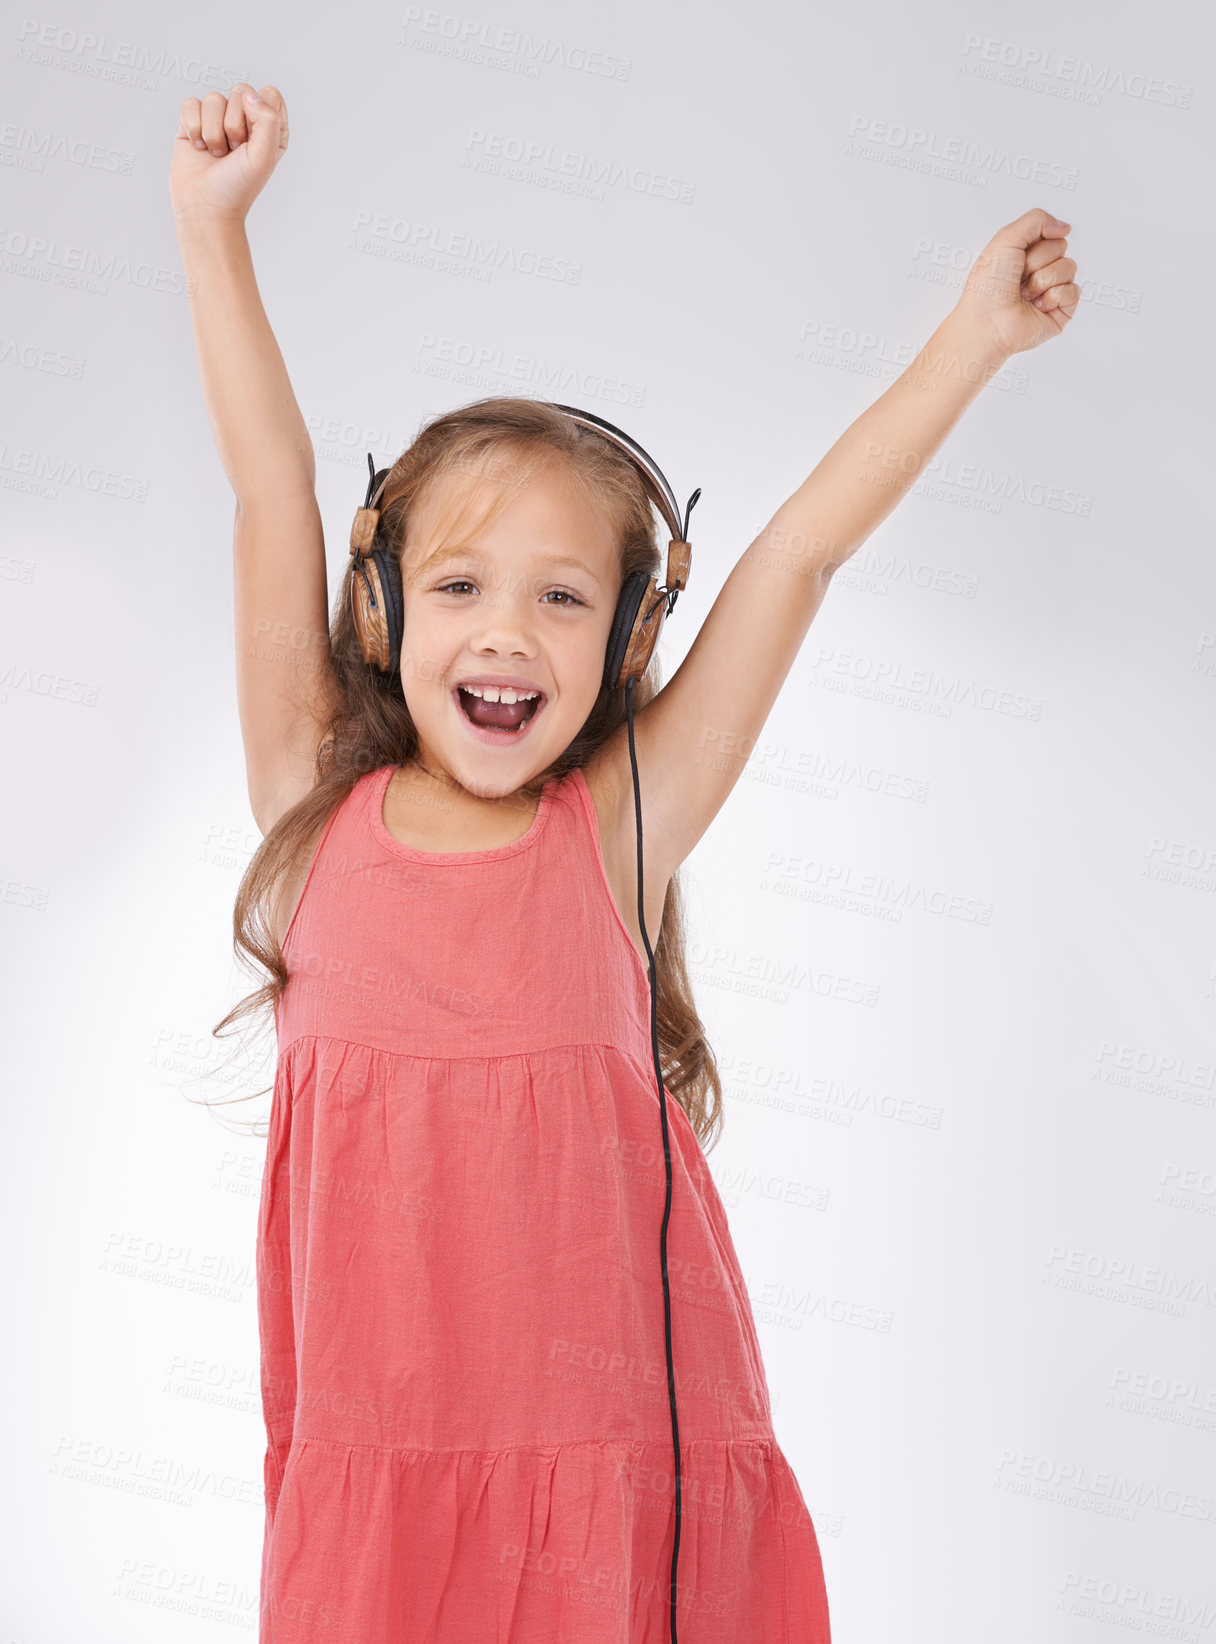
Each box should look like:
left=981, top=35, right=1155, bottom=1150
left=171, top=83, right=1078, bottom=1644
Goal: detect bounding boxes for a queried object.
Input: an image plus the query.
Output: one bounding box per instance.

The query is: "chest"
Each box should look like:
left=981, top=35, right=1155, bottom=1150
left=379, top=762, right=668, bottom=975
left=272, top=765, right=670, bottom=979
left=277, top=780, right=656, bottom=1062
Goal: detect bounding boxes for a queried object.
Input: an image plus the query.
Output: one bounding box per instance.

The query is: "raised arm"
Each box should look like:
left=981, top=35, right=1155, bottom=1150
left=608, top=207, right=1079, bottom=876
left=171, top=85, right=341, bottom=834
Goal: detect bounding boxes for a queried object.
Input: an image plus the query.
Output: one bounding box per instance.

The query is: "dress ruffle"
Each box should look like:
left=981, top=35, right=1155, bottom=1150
left=261, top=1433, right=829, bottom=1640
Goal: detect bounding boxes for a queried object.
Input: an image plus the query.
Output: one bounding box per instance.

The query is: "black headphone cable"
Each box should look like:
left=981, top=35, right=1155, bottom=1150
left=625, top=672, right=682, bottom=1643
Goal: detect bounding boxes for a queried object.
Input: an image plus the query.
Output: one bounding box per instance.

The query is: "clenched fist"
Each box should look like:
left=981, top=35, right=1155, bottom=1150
left=954, top=206, right=1080, bottom=358
left=170, top=83, right=290, bottom=224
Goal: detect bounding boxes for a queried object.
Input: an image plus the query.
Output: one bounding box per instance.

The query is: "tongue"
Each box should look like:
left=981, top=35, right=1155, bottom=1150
left=461, top=689, right=532, bottom=731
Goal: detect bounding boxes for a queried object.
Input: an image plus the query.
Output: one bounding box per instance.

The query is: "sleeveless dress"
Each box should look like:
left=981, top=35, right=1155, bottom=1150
left=256, top=760, right=832, bottom=1642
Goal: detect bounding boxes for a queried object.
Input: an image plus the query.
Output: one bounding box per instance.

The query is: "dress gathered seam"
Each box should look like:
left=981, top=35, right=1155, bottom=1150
left=277, top=1030, right=652, bottom=1067
left=292, top=1432, right=780, bottom=1458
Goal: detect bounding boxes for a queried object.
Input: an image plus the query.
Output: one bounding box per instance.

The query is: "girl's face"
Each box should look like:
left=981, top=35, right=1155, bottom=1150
left=397, top=455, right=623, bottom=799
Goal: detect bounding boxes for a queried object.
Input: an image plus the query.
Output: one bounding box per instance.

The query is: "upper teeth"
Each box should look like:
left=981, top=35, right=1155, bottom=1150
left=460, top=684, right=539, bottom=704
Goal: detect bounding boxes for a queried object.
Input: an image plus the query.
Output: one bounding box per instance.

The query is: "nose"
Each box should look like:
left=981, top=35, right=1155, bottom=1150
left=466, top=573, right=540, bottom=657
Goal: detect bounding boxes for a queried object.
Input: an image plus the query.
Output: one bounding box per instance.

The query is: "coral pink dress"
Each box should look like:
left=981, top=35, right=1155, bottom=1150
left=256, top=761, right=831, bottom=1641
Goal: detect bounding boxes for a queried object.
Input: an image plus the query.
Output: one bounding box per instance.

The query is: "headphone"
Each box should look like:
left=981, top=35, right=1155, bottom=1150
left=348, top=403, right=700, bottom=1644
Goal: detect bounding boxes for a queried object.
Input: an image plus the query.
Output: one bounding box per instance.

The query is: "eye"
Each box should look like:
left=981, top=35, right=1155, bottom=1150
left=434, top=579, right=586, bottom=608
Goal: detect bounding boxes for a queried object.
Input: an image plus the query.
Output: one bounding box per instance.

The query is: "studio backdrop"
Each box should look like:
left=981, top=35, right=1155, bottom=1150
left=2, top=0, right=1211, bottom=1638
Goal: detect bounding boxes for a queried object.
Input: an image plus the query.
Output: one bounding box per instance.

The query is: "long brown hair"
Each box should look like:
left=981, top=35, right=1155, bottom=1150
left=206, top=396, right=724, bottom=1151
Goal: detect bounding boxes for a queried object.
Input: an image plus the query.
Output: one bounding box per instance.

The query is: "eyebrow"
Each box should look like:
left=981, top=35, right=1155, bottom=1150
left=428, top=547, right=603, bottom=585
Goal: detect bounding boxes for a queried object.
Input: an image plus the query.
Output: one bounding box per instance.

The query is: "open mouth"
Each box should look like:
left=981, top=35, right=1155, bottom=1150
left=454, top=685, right=545, bottom=737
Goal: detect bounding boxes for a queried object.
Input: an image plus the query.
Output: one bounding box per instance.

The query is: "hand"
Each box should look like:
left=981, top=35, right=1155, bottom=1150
left=170, top=84, right=290, bottom=225
left=953, top=207, right=1080, bottom=359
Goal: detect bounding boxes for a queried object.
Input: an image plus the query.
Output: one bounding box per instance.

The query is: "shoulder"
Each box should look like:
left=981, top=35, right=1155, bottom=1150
left=578, top=726, right=677, bottom=856
left=266, top=777, right=369, bottom=950
left=577, top=732, right=628, bottom=855
left=577, top=729, right=678, bottom=958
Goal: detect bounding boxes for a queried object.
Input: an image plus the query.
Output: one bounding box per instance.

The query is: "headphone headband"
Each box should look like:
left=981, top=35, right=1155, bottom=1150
left=550, top=403, right=699, bottom=544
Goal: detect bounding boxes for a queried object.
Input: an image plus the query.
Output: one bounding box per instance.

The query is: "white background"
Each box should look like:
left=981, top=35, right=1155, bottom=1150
left=2, top=0, right=1213, bottom=1638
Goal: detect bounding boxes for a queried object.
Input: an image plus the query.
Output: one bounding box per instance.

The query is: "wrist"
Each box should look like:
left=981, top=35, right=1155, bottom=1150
left=172, top=206, right=250, bottom=248
left=936, top=304, right=1013, bottom=381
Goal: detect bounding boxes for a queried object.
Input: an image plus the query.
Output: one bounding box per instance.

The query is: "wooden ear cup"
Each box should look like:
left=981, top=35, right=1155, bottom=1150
left=602, top=538, right=692, bottom=693
left=349, top=498, right=404, bottom=675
